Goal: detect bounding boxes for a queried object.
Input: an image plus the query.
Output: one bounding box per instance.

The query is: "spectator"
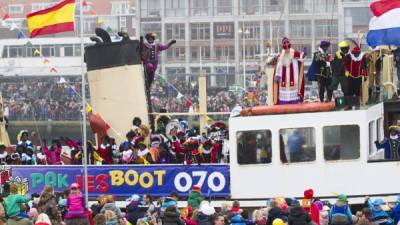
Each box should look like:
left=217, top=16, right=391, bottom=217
left=35, top=213, right=52, bottom=225
left=188, top=186, right=203, bottom=210
left=329, top=194, right=353, bottom=225
left=355, top=208, right=377, bottom=225
left=197, top=202, right=215, bottom=225
left=162, top=205, right=184, bottom=225
left=64, top=183, right=88, bottom=225
left=366, top=198, right=393, bottom=225
left=93, top=214, right=106, bottom=225
left=214, top=214, right=225, bottom=225
left=37, top=186, right=61, bottom=225
left=4, top=183, right=31, bottom=218
left=104, top=210, right=118, bottom=225
left=392, top=195, right=400, bottom=225
left=288, top=200, right=312, bottom=225
left=125, top=194, right=145, bottom=225
left=100, top=195, right=123, bottom=222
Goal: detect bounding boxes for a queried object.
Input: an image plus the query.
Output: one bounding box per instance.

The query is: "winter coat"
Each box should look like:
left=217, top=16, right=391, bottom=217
left=288, top=206, right=312, bottom=225
left=267, top=207, right=287, bottom=225
left=4, top=194, right=31, bottom=217
left=65, top=193, right=86, bottom=219
left=162, top=211, right=184, bottom=225
left=196, top=212, right=213, bottom=225
left=308, top=204, right=321, bottom=225
left=100, top=203, right=123, bottom=219
left=231, top=214, right=245, bottom=225
left=37, top=193, right=62, bottom=225
left=329, top=204, right=353, bottom=225
left=392, top=203, right=400, bottom=225
left=375, top=138, right=400, bottom=160
left=125, top=201, right=146, bottom=225
left=187, top=191, right=202, bottom=209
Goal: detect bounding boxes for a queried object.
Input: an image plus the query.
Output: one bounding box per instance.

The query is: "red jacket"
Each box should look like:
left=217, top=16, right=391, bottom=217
left=346, top=54, right=367, bottom=78
left=304, top=204, right=320, bottom=225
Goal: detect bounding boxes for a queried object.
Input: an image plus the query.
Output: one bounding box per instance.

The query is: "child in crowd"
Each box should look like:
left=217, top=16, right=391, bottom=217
left=64, top=183, right=88, bottom=225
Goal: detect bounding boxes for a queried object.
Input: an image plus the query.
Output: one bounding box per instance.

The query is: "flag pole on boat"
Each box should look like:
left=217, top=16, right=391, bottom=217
left=79, top=0, right=89, bottom=207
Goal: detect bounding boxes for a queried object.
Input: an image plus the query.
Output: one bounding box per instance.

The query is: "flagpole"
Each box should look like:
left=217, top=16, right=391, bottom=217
left=79, top=0, right=89, bottom=207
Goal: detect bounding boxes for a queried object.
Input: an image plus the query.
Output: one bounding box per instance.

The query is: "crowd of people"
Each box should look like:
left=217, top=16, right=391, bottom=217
left=1, top=77, right=85, bottom=121
left=0, top=185, right=399, bottom=225
left=0, top=113, right=229, bottom=165
left=1, top=74, right=267, bottom=122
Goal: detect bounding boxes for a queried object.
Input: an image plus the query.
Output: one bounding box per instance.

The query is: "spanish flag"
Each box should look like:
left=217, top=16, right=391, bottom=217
left=26, top=0, right=75, bottom=38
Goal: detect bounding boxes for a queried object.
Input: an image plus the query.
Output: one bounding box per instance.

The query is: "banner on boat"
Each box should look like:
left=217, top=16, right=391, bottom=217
left=0, top=165, right=230, bottom=197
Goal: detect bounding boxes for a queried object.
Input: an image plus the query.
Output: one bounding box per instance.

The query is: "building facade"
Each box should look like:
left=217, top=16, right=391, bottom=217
left=0, top=0, right=374, bottom=86
left=138, top=0, right=341, bottom=87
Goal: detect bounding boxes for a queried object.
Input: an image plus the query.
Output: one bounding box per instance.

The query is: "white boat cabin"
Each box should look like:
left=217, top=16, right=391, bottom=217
left=229, top=103, right=399, bottom=203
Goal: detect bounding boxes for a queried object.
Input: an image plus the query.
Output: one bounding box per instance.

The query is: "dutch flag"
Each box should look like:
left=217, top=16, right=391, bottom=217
left=367, top=0, right=400, bottom=47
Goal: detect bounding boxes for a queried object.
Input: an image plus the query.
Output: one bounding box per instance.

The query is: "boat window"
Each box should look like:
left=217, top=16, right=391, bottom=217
left=323, top=125, right=360, bottom=160
left=236, top=130, right=272, bottom=165
left=369, top=121, right=375, bottom=155
left=279, top=128, right=316, bottom=163
left=377, top=118, right=383, bottom=142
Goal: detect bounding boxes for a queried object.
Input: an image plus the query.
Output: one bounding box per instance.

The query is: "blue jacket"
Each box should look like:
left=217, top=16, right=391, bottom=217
left=375, top=138, right=400, bottom=160
left=329, top=204, right=353, bottom=224
left=367, top=199, right=392, bottom=223
left=231, top=214, right=254, bottom=225
left=392, top=203, right=400, bottom=225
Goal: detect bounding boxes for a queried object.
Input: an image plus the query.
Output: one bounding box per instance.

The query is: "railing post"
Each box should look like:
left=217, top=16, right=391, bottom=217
left=198, top=70, right=207, bottom=134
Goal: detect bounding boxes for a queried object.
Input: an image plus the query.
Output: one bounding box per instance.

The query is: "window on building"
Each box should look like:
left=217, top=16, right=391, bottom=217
left=140, top=0, right=161, bottom=17
left=165, top=0, right=186, bottom=17
left=83, top=17, right=97, bottom=34
left=280, top=127, right=316, bottom=163
left=120, top=17, right=127, bottom=29
left=103, top=17, right=119, bottom=32
left=166, top=24, right=185, bottom=40
left=241, top=45, right=260, bottom=60
left=60, top=45, right=74, bottom=57
left=31, top=3, right=53, bottom=12
left=291, top=42, right=311, bottom=53
left=111, top=1, right=131, bottom=15
left=191, top=46, right=211, bottom=60
left=191, top=67, right=211, bottom=74
left=166, top=67, right=186, bottom=75
left=290, top=20, right=311, bottom=38
left=191, top=23, right=210, bottom=40
left=41, top=45, right=56, bottom=57
left=8, top=46, right=23, bottom=58
left=166, top=47, right=185, bottom=61
left=190, top=0, right=211, bottom=16
left=2, top=47, right=8, bottom=58
left=27, top=46, right=40, bottom=57
left=323, top=125, right=360, bottom=161
left=240, top=21, right=261, bottom=39
left=74, top=44, right=82, bottom=56
left=289, top=0, right=312, bottom=14
left=315, top=20, right=338, bottom=38
left=263, top=0, right=283, bottom=13
left=214, top=0, right=233, bottom=16
left=237, top=130, right=272, bottom=165
left=8, top=4, right=24, bottom=14
left=240, top=0, right=261, bottom=15
left=314, top=0, right=337, bottom=14
left=216, top=46, right=235, bottom=60
left=142, top=23, right=162, bottom=39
